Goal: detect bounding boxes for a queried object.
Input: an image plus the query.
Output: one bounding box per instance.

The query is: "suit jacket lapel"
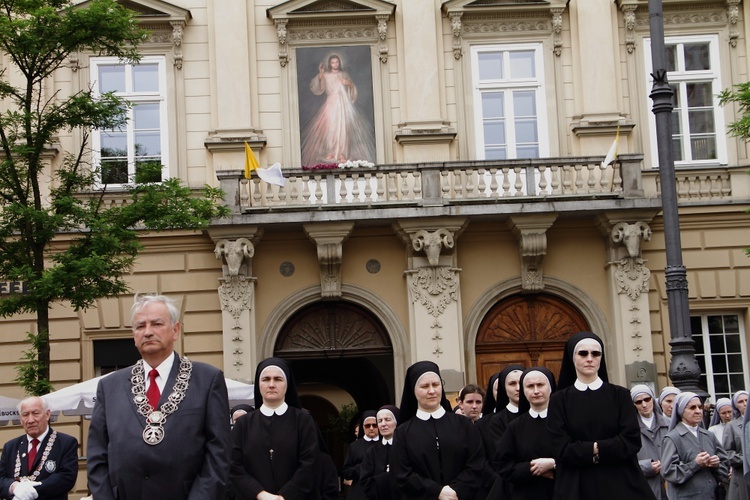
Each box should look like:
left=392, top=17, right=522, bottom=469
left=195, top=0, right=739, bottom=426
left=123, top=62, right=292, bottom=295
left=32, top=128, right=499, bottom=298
left=158, top=352, right=181, bottom=407
left=18, top=436, right=29, bottom=476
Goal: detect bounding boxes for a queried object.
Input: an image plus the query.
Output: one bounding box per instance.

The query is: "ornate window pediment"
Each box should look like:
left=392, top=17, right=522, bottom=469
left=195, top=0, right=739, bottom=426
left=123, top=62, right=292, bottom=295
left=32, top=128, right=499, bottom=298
left=74, top=0, right=191, bottom=68
left=616, top=0, right=740, bottom=51
left=267, top=0, right=396, bottom=65
left=442, top=0, right=568, bottom=58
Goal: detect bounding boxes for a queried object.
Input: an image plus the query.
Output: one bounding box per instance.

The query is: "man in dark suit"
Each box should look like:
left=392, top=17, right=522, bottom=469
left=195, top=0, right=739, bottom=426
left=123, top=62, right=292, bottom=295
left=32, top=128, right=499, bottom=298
left=87, top=294, right=231, bottom=500
left=0, top=396, right=78, bottom=500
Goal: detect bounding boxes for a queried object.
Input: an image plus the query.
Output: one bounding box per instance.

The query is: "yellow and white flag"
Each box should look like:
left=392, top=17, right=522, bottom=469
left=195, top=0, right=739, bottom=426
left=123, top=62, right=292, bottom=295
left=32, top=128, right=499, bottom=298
left=244, top=142, right=259, bottom=179
left=601, top=127, right=620, bottom=169
left=255, top=162, right=287, bottom=188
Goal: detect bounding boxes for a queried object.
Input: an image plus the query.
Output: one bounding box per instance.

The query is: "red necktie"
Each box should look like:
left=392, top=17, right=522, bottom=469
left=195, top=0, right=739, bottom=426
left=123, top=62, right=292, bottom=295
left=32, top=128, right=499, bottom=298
left=146, top=369, right=161, bottom=410
left=27, top=438, right=39, bottom=470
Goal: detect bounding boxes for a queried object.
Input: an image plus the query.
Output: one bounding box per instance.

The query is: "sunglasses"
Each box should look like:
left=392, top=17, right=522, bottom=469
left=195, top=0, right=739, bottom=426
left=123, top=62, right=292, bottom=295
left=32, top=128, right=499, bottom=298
left=633, top=396, right=653, bottom=405
left=363, top=423, right=378, bottom=429
left=576, top=350, right=602, bottom=358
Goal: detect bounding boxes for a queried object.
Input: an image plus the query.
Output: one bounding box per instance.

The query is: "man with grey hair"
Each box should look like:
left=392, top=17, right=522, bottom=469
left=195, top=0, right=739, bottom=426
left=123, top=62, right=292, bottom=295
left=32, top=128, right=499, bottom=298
left=0, top=396, right=78, bottom=500
left=87, top=294, right=231, bottom=499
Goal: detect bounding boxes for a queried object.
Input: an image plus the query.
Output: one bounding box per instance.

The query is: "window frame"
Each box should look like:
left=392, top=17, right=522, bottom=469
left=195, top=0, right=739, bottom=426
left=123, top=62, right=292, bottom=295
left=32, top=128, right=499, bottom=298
left=690, top=311, right=749, bottom=401
left=469, top=43, right=549, bottom=160
left=90, top=55, right=170, bottom=188
left=643, top=34, right=727, bottom=168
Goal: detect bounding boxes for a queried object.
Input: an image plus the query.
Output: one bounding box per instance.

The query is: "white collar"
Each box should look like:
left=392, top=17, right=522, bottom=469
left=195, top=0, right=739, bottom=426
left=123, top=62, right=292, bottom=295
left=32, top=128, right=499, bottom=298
left=382, top=437, right=393, bottom=445
left=26, top=427, right=49, bottom=445
left=574, top=377, right=603, bottom=391
left=684, top=423, right=699, bottom=437
left=506, top=402, right=519, bottom=414
left=260, top=402, right=289, bottom=416
left=416, top=406, right=446, bottom=420
left=363, top=435, right=378, bottom=442
left=144, top=354, right=175, bottom=393
left=529, top=408, right=548, bottom=418
left=641, top=414, right=654, bottom=427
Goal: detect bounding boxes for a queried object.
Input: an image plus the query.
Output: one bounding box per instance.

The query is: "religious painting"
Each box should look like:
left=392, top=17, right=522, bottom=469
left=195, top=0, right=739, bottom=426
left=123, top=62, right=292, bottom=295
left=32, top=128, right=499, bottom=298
left=296, top=45, right=377, bottom=166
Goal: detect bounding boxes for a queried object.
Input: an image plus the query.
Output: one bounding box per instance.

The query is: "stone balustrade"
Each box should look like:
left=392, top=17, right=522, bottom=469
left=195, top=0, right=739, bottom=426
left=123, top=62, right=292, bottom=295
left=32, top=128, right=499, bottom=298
left=218, top=155, right=652, bottom=213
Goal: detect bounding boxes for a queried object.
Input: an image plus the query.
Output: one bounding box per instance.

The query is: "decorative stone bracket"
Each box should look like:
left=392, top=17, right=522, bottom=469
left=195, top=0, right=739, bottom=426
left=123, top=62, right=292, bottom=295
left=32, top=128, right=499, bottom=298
left=303, top=222, right=355, bottom=298
left=611, top=221, right=652, bottom=300
left=214, top=238, right=254, bottom=278
left=508, top=214, right=558, bottom=292
left=411, top=229, right=455, bottom=266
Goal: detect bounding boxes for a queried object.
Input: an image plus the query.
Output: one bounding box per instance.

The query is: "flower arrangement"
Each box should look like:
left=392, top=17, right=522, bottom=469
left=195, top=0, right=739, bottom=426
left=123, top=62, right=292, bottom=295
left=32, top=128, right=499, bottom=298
left=302, top=160, right=375, bottom=171
left=339, top=160, right=375, bottom=169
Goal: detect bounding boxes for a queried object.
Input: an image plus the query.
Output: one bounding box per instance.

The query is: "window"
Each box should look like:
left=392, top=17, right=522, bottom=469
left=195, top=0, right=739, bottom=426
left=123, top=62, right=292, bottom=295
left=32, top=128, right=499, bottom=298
left=93, top=338, right=140, bottom=376
left=471, top=44, right=548, bottom=160
left=644, top=35, right=726, bottom=166
left=690, top=313, right=749, bottom=400
left=91, top=56, right=169, bottom=186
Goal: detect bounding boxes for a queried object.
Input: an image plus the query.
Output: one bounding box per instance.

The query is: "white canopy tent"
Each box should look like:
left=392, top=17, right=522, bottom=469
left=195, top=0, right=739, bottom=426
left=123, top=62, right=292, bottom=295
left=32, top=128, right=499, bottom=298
left=0, top=395, right=22, bottom=424
left=37, top=374, right=254, bottom=416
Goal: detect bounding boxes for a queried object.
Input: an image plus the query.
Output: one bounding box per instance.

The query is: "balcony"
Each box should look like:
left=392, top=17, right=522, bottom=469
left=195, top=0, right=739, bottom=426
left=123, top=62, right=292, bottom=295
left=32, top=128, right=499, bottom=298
left=209, top=155, right=746, bottom=226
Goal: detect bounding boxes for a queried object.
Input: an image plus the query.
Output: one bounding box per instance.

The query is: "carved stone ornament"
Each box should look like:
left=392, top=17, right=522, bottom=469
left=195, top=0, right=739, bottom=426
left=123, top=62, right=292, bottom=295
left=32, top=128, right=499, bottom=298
left=611, top=222, right=652, bottom=300
left=267, top=0, right=395, bottom=66
left=411, top=229, right=455, bottom=266
left=450, top=12, right=463, bottom=59
left=409, top=266, right=460, bottom=319
left=170, top=21, right=184, bottom=69
left=611, top=221, right=651, bottom=259
left=303, top=222, right=354, bottom=298
left=214, top=238, right=255, bottom=277
left=551, top=7, right=564, bottom=57
left=621, top=4, right=637, bottom=54
left=218, top=275, right=253, bottom=367
left=519, top=232, right=547, bottom=292
left=614, top=258, right=651, bottom=300
left=727, top=0, right=740, bottom=47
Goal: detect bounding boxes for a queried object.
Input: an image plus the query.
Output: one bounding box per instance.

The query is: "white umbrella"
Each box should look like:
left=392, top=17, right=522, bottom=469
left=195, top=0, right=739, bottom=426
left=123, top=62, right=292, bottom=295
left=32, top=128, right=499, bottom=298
left=0, top=395, right=22, bottom=424
left=41, top=374, right=253, bottom=416
left=41, top=373, right=111, bottom=416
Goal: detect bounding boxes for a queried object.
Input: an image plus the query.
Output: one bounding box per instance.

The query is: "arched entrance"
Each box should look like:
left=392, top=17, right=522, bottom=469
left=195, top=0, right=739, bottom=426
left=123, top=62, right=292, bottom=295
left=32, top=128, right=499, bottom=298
left=475, top=293, right=590, bottom=384
left=274, top=300, right=395, bottom=491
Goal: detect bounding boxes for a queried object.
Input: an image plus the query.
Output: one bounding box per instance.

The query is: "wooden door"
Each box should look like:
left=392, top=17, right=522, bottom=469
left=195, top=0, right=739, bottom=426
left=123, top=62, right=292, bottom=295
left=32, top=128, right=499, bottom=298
left=475, top=294, right=590, bottom=385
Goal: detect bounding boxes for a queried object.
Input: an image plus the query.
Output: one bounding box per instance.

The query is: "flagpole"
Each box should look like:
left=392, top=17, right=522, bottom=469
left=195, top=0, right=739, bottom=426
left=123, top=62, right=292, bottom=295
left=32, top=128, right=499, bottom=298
left=648, top=0, right=705, bottom=396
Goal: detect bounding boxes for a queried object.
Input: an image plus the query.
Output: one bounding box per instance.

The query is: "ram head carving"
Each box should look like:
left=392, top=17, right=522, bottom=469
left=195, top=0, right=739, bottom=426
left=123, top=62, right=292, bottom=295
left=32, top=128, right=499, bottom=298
left=214, top=238, right=254, bottom=276
left=412, top=229, right=455, bottom=266
left=612, top=222, right=651, bottom=259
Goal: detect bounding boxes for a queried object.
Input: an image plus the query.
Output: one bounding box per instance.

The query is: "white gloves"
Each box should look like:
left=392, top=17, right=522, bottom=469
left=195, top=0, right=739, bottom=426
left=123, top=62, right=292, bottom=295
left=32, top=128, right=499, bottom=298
left=12, top=480, right=41, bottom=500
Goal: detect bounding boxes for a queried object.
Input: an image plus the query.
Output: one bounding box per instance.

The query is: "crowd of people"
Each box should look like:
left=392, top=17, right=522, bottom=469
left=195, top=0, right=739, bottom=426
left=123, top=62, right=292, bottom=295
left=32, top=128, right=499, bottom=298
left=0, top=294, right=747, bottom=500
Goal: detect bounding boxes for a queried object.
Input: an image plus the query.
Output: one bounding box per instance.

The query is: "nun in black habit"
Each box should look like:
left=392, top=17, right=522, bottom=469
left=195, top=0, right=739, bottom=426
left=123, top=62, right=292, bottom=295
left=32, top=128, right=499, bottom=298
left=392, top=360, right=485, bottom=499
left=546, top=331, right=656, bottom=500
left=344, top=410, right=380, bottom=499
left=482, top=365, right=524, bottom=499
left=359, top=405, right=401, bottom=499
left=230, top=357, right=320, bottom=500
left=496, top=366, right=557, bottom=500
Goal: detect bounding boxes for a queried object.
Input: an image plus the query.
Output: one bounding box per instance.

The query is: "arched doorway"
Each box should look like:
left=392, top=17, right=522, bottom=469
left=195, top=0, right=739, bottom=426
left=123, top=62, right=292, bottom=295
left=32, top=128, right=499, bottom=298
left=475, top=293, right=590, bottom=384
left=275, top=300, right=395, bottom=492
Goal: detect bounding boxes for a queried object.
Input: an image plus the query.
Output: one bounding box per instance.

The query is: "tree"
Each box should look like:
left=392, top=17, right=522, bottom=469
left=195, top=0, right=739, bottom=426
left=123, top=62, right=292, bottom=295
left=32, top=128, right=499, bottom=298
left=0, top=0, right=229, bottom=395
left=718, top=83, right=750, bottom=259
left=718, top=83, right=750, bottom=141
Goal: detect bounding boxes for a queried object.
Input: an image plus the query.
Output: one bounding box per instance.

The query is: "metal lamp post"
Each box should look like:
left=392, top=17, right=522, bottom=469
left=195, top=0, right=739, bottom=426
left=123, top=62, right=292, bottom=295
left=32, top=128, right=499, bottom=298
left=647, top=0, right=705, bottom=395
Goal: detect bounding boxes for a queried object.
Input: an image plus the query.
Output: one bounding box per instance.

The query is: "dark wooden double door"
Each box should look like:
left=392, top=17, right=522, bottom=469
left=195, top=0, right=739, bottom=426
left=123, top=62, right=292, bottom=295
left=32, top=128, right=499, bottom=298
left=475, top=293, right=590, bottom=385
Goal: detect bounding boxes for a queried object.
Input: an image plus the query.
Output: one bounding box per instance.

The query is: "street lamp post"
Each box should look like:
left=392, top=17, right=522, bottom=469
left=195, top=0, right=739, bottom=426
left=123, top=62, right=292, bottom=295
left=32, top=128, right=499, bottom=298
left=647, top=0, right=705, bottom=395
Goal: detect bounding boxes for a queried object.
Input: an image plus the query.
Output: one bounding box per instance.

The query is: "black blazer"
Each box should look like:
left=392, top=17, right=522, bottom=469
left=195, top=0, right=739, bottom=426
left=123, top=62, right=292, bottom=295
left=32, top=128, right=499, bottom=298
left=0, top=428, right=79, bottom=500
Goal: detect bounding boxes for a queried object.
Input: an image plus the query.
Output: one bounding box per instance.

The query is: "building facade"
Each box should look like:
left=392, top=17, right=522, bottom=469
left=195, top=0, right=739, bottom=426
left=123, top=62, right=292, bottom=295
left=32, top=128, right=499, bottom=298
left=1, top=0, right=749, bottom=495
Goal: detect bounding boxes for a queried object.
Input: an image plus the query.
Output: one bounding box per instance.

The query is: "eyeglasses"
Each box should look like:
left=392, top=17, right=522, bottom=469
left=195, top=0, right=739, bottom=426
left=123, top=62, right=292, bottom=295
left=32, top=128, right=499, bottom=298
left=633, top=396, right=653, bottom=405
left=576, top=350, right=602, bottom=358
left=363, top=423, right=378, bottom=429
